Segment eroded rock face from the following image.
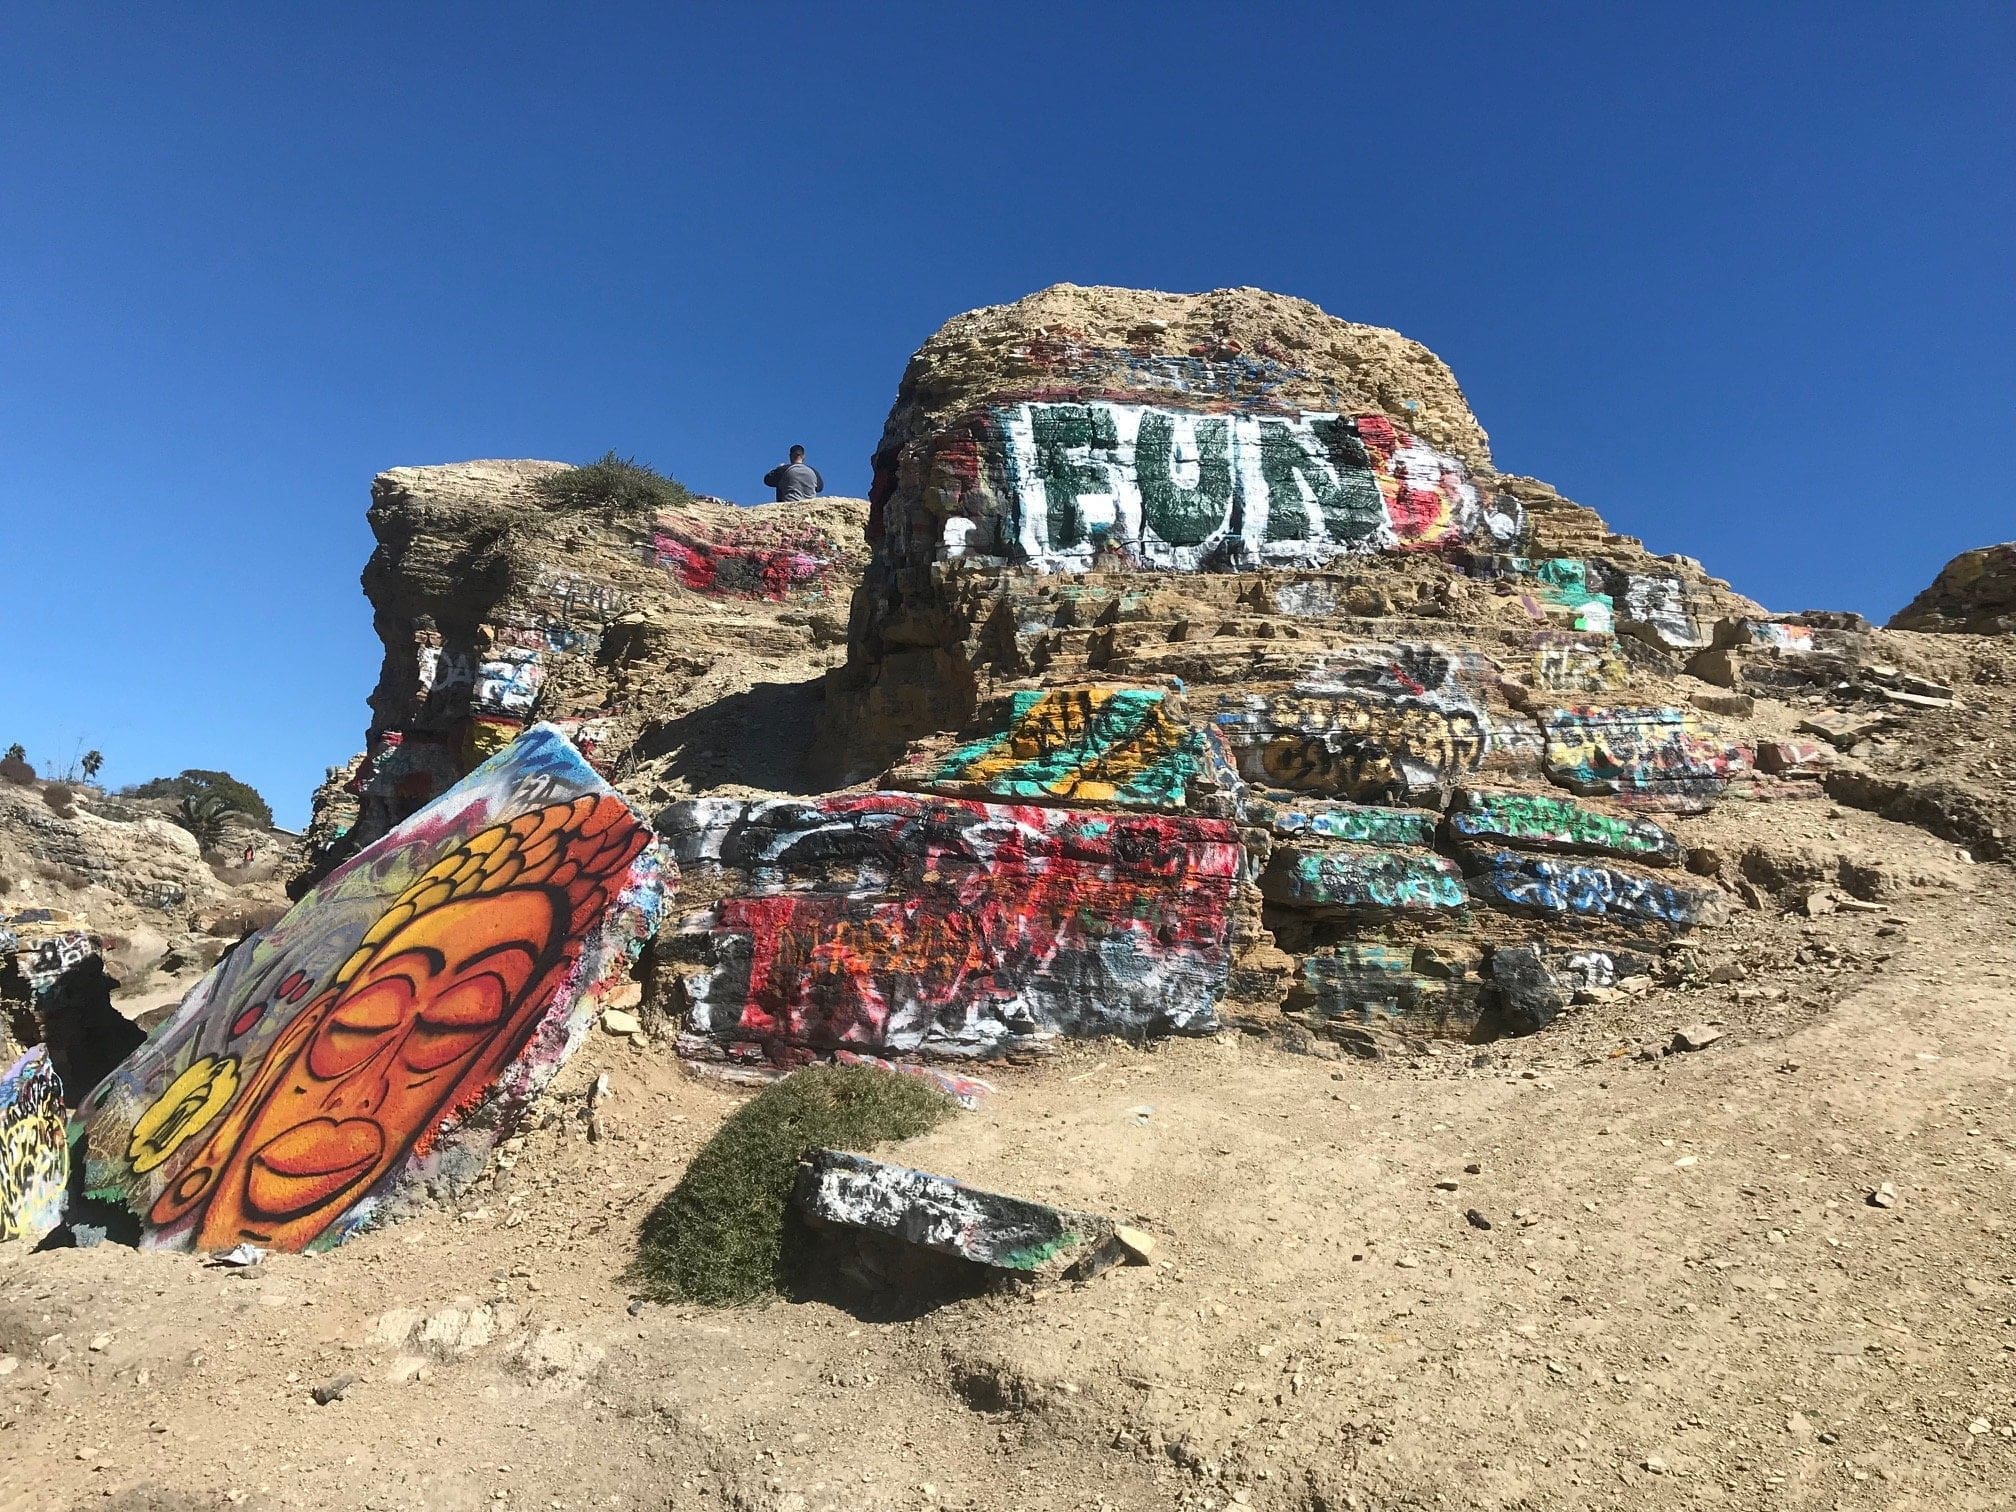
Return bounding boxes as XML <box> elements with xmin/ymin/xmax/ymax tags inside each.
<box><xmin>300</xmin><ymin>461</ymin><xmax>870</xmax><ymax>883</ymax></box>
<box><xmin>1891</xmin><ymin>543</ymin><xmax>2016</xmax><ymax>634</ymax></box>
<box><xmin>0</xmin><ymin>782</ymin><xmax>286</xmax><ymax>1005</ymax></box>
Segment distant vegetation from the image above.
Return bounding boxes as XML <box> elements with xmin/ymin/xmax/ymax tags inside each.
<box><xmin>171</xmin><ymin>792</ymin><xmax>240</xmax><ymax>850</ymax></box>
<box><xmin>537</xmin><ymin>451</ymin><xmax>695</xmax><ymax>518</ymax></box>
<box><xmin>125</xmin><ymin>769</ymin><xmax>273</xmax><ymax>829</ymax></box>
<box><xmin>630</xmin><ymin>1066</ymin><xmax>956</xmax><ymax>1306</ymax></box>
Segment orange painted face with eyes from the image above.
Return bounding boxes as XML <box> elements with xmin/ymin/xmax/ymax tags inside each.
<box><xmin>149</xmin><ymin>795</ymin><xmax>647</xmax><ymax>1251</ymax></box>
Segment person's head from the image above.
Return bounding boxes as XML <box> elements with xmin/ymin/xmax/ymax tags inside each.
<box><xmin>789</xmin><ymin>445</ymin><xmax>805</xmax><ymax>462</ymax></box>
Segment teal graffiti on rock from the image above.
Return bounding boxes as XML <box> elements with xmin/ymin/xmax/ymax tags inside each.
<box><xmin>1272</xmin><ymin>805</ymin><xmax>1437</xmax><ymax>848</ymax></box>
<box><xmin>1450</xmin><ymin>790</ymin><xmax>1676</xmax><ymax>861</ymax></box>
<box><xmin>1279</xmin><ymin>849</ymin><xmax>1468</xmax><ymax>912</ymax></box>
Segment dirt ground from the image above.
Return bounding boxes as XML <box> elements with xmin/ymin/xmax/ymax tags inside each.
<box><xmin>4</xmin><ymin>786</ymin><xmax>2013</xmax><ymax>1512</ymax></box>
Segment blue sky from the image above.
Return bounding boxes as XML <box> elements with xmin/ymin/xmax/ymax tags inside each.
<box><xmin>2</xmin><ymin>4</ymin><xmax>2010</xmax><ymax>827</ymax></box>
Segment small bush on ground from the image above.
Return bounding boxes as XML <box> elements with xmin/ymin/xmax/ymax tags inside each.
<box><xmin>631</xmin><ymin>1066</ymin><xmax>956</xmax><ymax>1306</ymax></box>
<box><xmin>537</xmin><ymin>451</ymin><xmax>694</xmax><ymax>518</ymax></box>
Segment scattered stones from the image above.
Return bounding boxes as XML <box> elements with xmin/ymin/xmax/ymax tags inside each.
<box><xmin>311</xmin><ymin>1373</ymin><xmax>359</xmax><ymax>1406</ymax></box>
<box><xmin>600</xmin><ymin>1008</ymin><xmax>643</xmax><ymax>1037</ymax></box>
<box><xmin>1465</xmin><ymin>1209</ymin><xmax>1493</xmax><ymax>1231</ymax></box>
<box><xmin>1670</xmin><ymin>1024</ymin><xmax>1724</xmax><ymax>1053</ymax></box>
<box><xmin>1869</xmin><ymin>1182</ymin><xmax>1898</xmax><ymax>1209</ymax></box>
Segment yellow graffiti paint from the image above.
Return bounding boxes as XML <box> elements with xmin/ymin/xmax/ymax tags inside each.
<box><xmin>128</xmin><ymin>1054</ymin><xmax>240</xmax><ymax>1175</ymax></box>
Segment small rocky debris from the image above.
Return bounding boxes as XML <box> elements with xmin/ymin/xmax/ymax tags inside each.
<box><xmin>1869</xmin><ymin>1182</ymin><xmax>1898</xmax><ymax>1209</ymax></box>
<box><xmin>1464</xmin><ymin>1209</ymin><xmax>1493</xmax><ymax>1231</ymax></box>
<box><xmin>1670</xmin><ymin>1024</ymin><xmax>1724</xmax><ymax>1053</ymax></box>
<box><xmin>600</xmin><ymin>1008</ymin><xmax>642</xmax><ymax>1037</ymax></box>
<box><xmin>1114</xmin><ymin>1225</ymin><xmax>1158</xmax><ymax>1263</ymax></box>
<box><xmin>311</xmin><ymin>1372</ymin><xmax>359</xmax><ymax>1405</ymax></box>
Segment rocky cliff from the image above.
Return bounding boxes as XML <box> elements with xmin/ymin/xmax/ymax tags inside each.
<box><xmin>1891</xmin><ymin>542</ymin><xmax>2016</xmax><ymax>634</ymax></box>
<box><xmin>818</xmin><ymin>283</ymin><xmax>1755</xmax><ymax>778</ymax></box>
<box><xmin>300</xmin><ymin>461</ymin><xmax>870</xmax><ymax>883</ymax></box>
<box><xmin>0</xmin><ymin>777</ymin><xmax>287</xmax><ymax>1008</ymax></box>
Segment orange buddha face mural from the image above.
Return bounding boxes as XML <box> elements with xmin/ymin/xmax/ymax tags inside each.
<box><xmin>131</xmin><ymin>791</ymin><xmax>648</xmax><ymax>1251</ymax></box>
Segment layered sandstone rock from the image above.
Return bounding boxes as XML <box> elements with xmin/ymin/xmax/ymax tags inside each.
<box><xmin>1890</xmin><ymin>543</ymin><xmax>2016</xmax><ymax>634</ymax></box>
<box><xmin>300</xmin><ymin>461</ymin><xmax>870</xmax><ymax>884</ymax></box>
<box><xmin>670</xmin><ymin>284</ymin><xmax>1817</xmax><ymax>1058</ymax></box>
<box><xmin>0</xmin><ymin>781</ymin><xmax>286</xmax><ymax>1008</ymax></box>
<box><xmin>819</xmin><ymin>284</ymin><xmax>1757</xmax><ymax>779</ymax></box>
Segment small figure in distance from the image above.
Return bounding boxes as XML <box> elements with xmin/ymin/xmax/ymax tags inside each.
<box><xmin>763</xmin><ymin>444</ymin><xmax>825</xmax><ymax>502</ymax></box>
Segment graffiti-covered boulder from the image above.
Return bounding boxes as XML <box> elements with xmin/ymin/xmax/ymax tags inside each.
<box><xmin>0</xmin><ymin>1047</ymin><xmax>67</xmax><ymax>1247</ymax></box>
<box><xmin>794</xmin><ymin>1149</ymin><xmax>1126</xmax><ymax>1282</ymax></box>
<box><xmin>781</xmin><ymin>284</ymin><xmax>1789</xmax><ymax>1050</ymax></box>
<box><xmin>657</xmin><ymin>794</ymin><xmax>1240</xmax><ymax>1063</ymax></box>
<box><xmin>819</xmin><ymin>284</ymin><xmax>1759</xmax><ymax>778</ymax></box>
<box><xmin>82</xmin><ymin>725</ymin><xmax>661</xmax><ymax>1253</ymax></box>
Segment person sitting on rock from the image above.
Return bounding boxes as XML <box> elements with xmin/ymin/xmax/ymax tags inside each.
<box><xmin>763</xmin><ymin>445</ymin><xmax>825</xmax><ymax>502</ymax></box>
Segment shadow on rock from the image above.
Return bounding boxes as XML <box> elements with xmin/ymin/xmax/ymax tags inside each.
<box><xmin>634</xmin><ymin>676</ymin><xmax>831</xmax><ymax>795</ymax></box>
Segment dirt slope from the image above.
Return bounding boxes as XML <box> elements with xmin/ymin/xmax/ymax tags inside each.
<box><xmin>5</xmin><ymin>817</ymin><xmax>2012</xmax><ymax>1511</ymax></box>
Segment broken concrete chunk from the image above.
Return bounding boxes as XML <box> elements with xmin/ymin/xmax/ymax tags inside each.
<box><xmin>794</xmin><ymin>1150</ymin><xmax>1125</xmax><ymax>1281</ymax></box>
<box><xmin>1114</xmin><ymin>1224</ymin><xmax>1159</xmax><ymax>1263</ymax></box>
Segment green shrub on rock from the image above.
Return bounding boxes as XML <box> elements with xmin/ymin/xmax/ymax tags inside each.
<box><xmin>537</xmin><ymin>452</ymin><xmax>694</xmax><ymax>518</ymax></box>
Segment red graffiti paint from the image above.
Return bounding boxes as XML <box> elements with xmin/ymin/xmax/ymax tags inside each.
<box><xmin>679</xmin><ymin>796</ymin><xmax>1239</xmax><ymax>1058</ymax></box>
<box><xmin>649</xmin><ymin>518</ymin><xmax>835</xmax><ymax>600</ymax></box>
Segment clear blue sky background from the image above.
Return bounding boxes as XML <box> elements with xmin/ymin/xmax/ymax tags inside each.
<box><xmin>2</xmin><ymin>4</ymin><xmax>2010</xmax><ymax>827</ymax></box>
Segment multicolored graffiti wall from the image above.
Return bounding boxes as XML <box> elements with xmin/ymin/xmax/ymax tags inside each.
<box><xmin>901</xmin><ymin>687</ymin><xmax>1205</xmax><ymax>810</ymax></box>
<box><xmin>930</xmin><ymin>402</ymin><xmax>1524</xmax><ymax>573</ymax></box>
<box><xmin>659</xmin><ymin>794</ymin><xmax>1239</xmax><ymax>1061</ymax></box>
<box><xmin>83</xmin><ymin>726</ymin><xmax>661</xmax><ymax>1253</ymax></box>
<box><xmin>1</xmin><ymin>1048</ymin><xmax>68</xmax><ymax>1247</ymax></box>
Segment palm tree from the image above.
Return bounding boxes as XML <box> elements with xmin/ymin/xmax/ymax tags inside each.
<box><xmin>174</xmin><ymin>793</ymin><xmax>241</xmax><ymax>851</ymax></box>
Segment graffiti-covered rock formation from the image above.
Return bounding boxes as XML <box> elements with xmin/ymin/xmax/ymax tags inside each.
<box><xmin>302</xmin><ymin>461</ymin><xmax>869</xmax><ymax>881</ymax></box>
<box><xmin>762</xmin><ymin>284</ymin><xmax>1823</xmax><ymax>1052</ymax></box>
<box><xmin>1890</xmin><ymin>542</ymin><xmax>2016</xmax><ymax>635</ymax></box>
<box><xmin>83</xmin><ymin>726</ymin><xmax>660</xmax><ymax>1252</ymax></box>
<box><xmin>820</xmin><ymin>284</ymin><xmax>1756</xmax><ymax>775</ymax></box>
